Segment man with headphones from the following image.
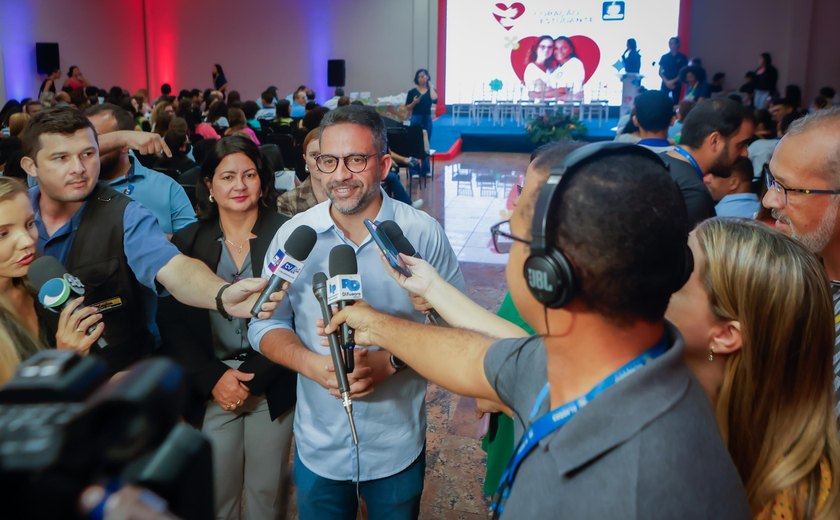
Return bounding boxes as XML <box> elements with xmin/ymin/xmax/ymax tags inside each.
<box><xmin>326</xmin><ymin>142</ymin><xmax>749</xmax><ymax>518</ymax></box>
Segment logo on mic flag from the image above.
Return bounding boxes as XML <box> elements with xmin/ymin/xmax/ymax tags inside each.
<box><xmin>267</xmin><ymin>248</ymin><xmax>305</xmax><ymax>282</ymax></box>
<box><xmin>327</xmin><ymin>275</ymin><xmax>363</xmax><ymax>305</ymax></box>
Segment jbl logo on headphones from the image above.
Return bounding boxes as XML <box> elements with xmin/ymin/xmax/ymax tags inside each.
<box><xmin>527</xmin><ymin>268</ymin><xmax>554</xmax><ymax>292</ymax></box>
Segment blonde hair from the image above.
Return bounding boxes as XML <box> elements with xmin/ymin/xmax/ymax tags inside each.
<box><xmin>696</xmin><ymin>217</ymin><xmax>840</xmax><ymax>518</ymax></box>
<box><xmin>8</xmin><ymin>112</ymin><xmax>31</xmax><ymax>137</ymax></box>
<box><xmin>0</xmin><ymin>176</ymin><xmax>28</xmax><ymax>203</ymax></box>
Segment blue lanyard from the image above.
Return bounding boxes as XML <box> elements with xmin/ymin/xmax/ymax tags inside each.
<box><xmin>672</xmin><ymin>146</ymin><xmax>704</xmax><ymax>180</ymax></box>
<box><xmin>491</xmin><ymin>337</ymin><xmax>669</xmax><ymax>517</ymax></box>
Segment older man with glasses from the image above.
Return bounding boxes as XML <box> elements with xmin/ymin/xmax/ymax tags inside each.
<box><xmin>248</xmin><ymin>105</ymin><xmax>463</xmax><ymax>519</ymax></box>
<box><xmin>761</xmin><ymin>106</ymin><xmax>840</xmax><ymax>419</ymax></box>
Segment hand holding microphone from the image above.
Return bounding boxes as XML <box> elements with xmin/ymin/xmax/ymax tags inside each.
<box><xmin>328</xmin><ymin>244</ymin><xmax>361</xmax><ymax>373</ymax></box>
<box><xmin>250</xmin><ymin>225</ymin><xmax>317</xmax><ymax>317</ymax></box>
<box><xmin>28</xmin><ymin>256</ymin><xmax>107</xmax><ymax>353</ymax></box>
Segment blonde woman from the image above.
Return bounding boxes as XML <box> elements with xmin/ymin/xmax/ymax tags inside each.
<box><xmin>0</xmin><ymin>177</ymin><xmax>101</xmax><ymax>367</ymax></box>
<box><xmin>667</xmin><ymin>217</ymin><xmax>840</xmax><ymax>519</ymax></box>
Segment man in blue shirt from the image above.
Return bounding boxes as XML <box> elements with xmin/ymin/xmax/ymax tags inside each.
<box><xmin>86</xmin><ymin>103</ymin><xmax>196</xmax><ymax>236</ymax></box>
<box><xmin>20</xmin><ymin>106</ymin><xmax>282</xmax><ymax>371</ymax></box>
<box><xmin>249</xmin><ymin>105</ymin><xmax>463</xmax><ymax>519</ymax></box>
<box><xmin>705</xmin><ymin>157</ymin><xmax>760</xmax><ymax>218</ymax></box>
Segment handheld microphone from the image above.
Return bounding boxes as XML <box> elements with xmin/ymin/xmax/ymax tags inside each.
<box><xmin>328</xmin><ymin>245</ymin><xmax>362</xmax><ymax>373</ymax></box>
<box><xmin>377</xmin><ymin>220</ymin><xmax>449</xmax><ymax>327</ymax></box>
<box><xmin>28</xmin><ymin>256</ymin><xmax>108</xmax><ymax>348</ymax></box>
<box><xmin>312</xmin><ymin>272</ymin><xmax>358</xmax><ymax>446</ymax></box>
<box><xmin>250</xmin><ymin>225</ymin><xmax>317</xmax><ymax>317</ymax></box>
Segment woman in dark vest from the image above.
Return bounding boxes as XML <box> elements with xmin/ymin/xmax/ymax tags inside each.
<box><xmin>157</xmin><ymin>136</ymin><xmax>295</xmax><ymax>519</ymax></box>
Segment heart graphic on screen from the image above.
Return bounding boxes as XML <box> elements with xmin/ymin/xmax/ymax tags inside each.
<box><xmin>493</xmin><ymin>3</ymin><xmax>525</xmax><ymax>31</ymax></box>
<box><xmin>510</xmin><ymin>35</ymin><xmax>601</xmax><ymax>85</ymax></box>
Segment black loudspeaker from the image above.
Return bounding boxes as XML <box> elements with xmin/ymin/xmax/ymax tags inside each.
<box><xmin>35</xmin><ymin>42</ymin><xmax>60</xmax><ymax>74</ymax></box>
<box><xmin>327</xmin><ymin>59</ymin><xmax>346</xmax><ymax>87</ymax></box>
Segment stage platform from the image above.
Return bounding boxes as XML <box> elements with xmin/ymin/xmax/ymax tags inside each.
<box><xmin>430</xmin><ymin>110</ymin><xmax>620</xmax><ymax>158</ymax></box>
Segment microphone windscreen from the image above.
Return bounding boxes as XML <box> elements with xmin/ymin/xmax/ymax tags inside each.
<box><xmin>285</xmin><ymin>225</ymin><xmax>318</xmax><ymax>261</ymax></box>
<box><xmin>312</xmin><ymin>271</ymin><xmax>328</xmax><ymax>289</ymax></box>
<box><xmin>28</xmin><ymin>256</ymin><xmax>68</xmax><ymax>291</ymax></box>
<box><xmin>378</xmin><ymin>220</ymin><xmax>416</xmax><ymax>257</ymax></box>
<box><xmin>329</xmin><ymin>244</ymin><xmax>358</xmax><ymax>276</ymax></box>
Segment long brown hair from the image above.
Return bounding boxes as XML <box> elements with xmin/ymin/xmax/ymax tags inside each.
<box><xmin>696</xmin><ymin>218</ymin><xmax>840</xmax><ymax>518</ymax></box>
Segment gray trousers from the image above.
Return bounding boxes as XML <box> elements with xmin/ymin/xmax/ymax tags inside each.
<box><xmin>202</xmin><ymin>360</ymin><xmax>294</xmax><ymax>520</ymax></box>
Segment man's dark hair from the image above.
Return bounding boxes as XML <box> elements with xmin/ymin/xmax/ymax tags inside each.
<box><xmin>196</xmin><ymin>135</ymin><xmax>276</xmax><ymax>220</ymax></box>
<box><xmin>241</xmin><ymin>100</ymin><xmax>260</xmax><ymax>120</ymax></box>
<box><xmin>85</xmin><ymin>103</ymin><xmax>135</xmax><ymax>131</ymax></box>
<box><xmin>634</xmin><ymin>91</ymin><xmax>674</xmax><ymax>132</ymax></box>
<box><xmin>164</xmin><ymin>117</ymin><xmax>189</xmax><ymax>155</ymax></box>
<box><xmin>319</xmin><ymin>104</ymin><xmax>387</xmax><ymax>154</ymax></box>
<box><xmin>754</xmin><ymin>109</ymin><xmax>776</xmax><ymax>136</ymax></box>
<box><xmin>260</xmin><ymin>90</ymin><xmax>275</xmax><ymax>104</ymax></box>
<box><xmin>532</xmin><ymin>149</ymin><xmax>690</xmax><ymax>324</ymax></box>
<box><xmin>302</xmin><ymin>107</ymin><xmax>330</xmax><ymax>132</ymax></box>
<box><xmin>20</xmin><ymin>106</ymin><xmax>97</xmax><ymax>162</ymax></box>
<box><xmin>275</xmin><ymin>99</ymin><xmax>291</xmax><ymax>119</ymax></box>
<box><xmin>304</xmin><ymin>101</ymin><xmax>318</xmax><ymax>111</ymax></box>
<box><xmin>680</xmin><ymin>98</ymin><xmax>751</xmax><ymax>148</ymax></box>
<box><xmin>779</xmin><ymin>112</ymin><xmax>802</xmax><ymax>135</ymax></box>
<box><xmin>679</xmin><ymin>65</ymin><xmax>706</xmax><ymax>84</ymax></box>
<box><xmin>305</xmin><ymin>88</ymin><xmax>316</xmax><ymax>101</ymax></box>
<box><xmin>712</xmin><ymin>72</ymin><xmax>725</xmax><ymax>82</ymax></box>
<box><xmin>335</xmin><ymin>87</ymin><xmax>345</xmax><ymax>97</ymax></box>
<box><xmin>728</xmin><ymin>156</ymin><xmax>753</xmax><ymax>184</ymax></box>
<box><xmin>819</xmin><ymin>86</ymin><xmax>836</xmax><ymax>99</ymax></box>
<box><xmin>161</xmin><ymin>83</ymin><xmax>172</xmax><ymax>95</ymax></box>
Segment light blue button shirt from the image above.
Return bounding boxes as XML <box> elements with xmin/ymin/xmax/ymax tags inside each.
<box><xmin>107</xmin><ymin>156</ymin><xmax>196</xmax><ymax>234</ymax></box>
<box><xmin>715</xmin><ymin>193</ymin><xmax>760</xmax><ymax>218</ymax></box>
<box><xmin>249</xmin><ymin>192</ymin><xmax>464</xmax><ymax>481</ymax></box>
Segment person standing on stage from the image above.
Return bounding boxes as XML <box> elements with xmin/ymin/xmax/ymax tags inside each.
<box><xmin>659</xmin><ymin>36</ymin><xmax>688</xmax><ymax>105</ymax></box>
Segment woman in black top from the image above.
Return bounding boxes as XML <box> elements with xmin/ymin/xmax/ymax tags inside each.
<box><xmin>622</xmin><ymin>38</ymin><xmax>641</xmax><ymax>74</ymax></box>
<box><xmin>157</xmin><ymin>136</ymin><xmax>294</xmax><ymax>519</ymax></box>
<box><xmin>404</xmin><ymin>68</ymin><xmax>437</xmax><ymax>176</ymax></box>
<box><xmin>754</xmin><ymin>53</ymin><xmax>778</xmax><ymax>109</ymax></box>
<box><xmin>38</xmin><ymin>68</ymin><xmax>61</xmax><ymax>99</ymax></box>
<box><xmin>212</xmin><ymin>63</ymin><xmax>229</xmax><ymax>93</ymax></box>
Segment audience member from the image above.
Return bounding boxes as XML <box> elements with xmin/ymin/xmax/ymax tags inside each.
<box><xmin>24</xmin><ymin>100</ymin><xmax>43</xmax><ymax>116</ymax></box>
<box><xmin>680</xmin><ymin>65</ymin><xmax>711</xmax><ymax>102</ymax></box>
<box><xmin>155</xmin><ymin>83</ymin><xmax>172</xmax><ymax>105</ymax></box>
<box><xmin>224</xmin><ymin>107</ymin><xmax>260</xmax><ymax>145</ymax></box>
<box><xmin>157</xmin><ymin>136</ymin><xmax>293</xmax><ymax>520</ymax></box>
<box><xmin>276</xmin><ymin>129</ymin><xmax>327</xmax><ymax>216</ymax></box>
<box><xmin>633</xmin><ymin>90</ymin><xmax>675</xmax><ymax>153</ymax></box>
<box><xmin>154</xmin><ymin>117</ymin><xmax>197</xmax><ymax>174</ymax></box>
<box><xmin>754</xmin><ymin>53</ymin><xmax>778</xmax><ymax>109</ymax></box>
<box><xmin>326</xmin><ymin>142</ymin><xmax>749</xmax><ymax>518</ymax></box>
<box><xmin>206</xmin><ymin>100</ymin><xmax>229</xmax><ymax>129</ymax></box>
<box><xmin>38</xmin><ymin>68</ymin><xmax>61</xmax><ymax>99</ymax></box>
<box><xmin>710</xmin><ymin>72</ymin><xmax>725</xmax><ymax>94</ymax></box>
<box><xmin>662</xmin><ymin>98</ymin><xmax>754</xmax><ymax>226</ymax></box>
<box><xmin>255</xmin><ymin>90</ymin><xmax>276</xmax><ymax>120</ymax></box>
<box><xmin>760</xmin><ymin>107</ymin><xmax>840</xmax><ymax>420</ymax></box>
<box><xmin>290</xmin><ymin>88</ymin><xmax>307</xmax><ymax>118</ymax></box>
<box><xmin>249</xmin><ymin>105</ymin><xmax>463</xmax><ymax>519</ymax></box>
<box><xmin>8</xmin><ymin>113</ymin><xmax>31</xmax><ymax>137</ymax></box>
<box><xmin>703</xmin><ymin>157</ymin><xmax>759</xmax><ymax>217</ymax></box>
<box><xmin>274</xmin><ymin>99</ymin><xmax>293</xmax><ymax>126</ymax></box>
<box><xmin>666</xmin><ymin>217</ymin><xmax>840</xmax><ymax>518</ymax></box>
<box><xmin>323</xmin><ymin>87</ymin><xmax>345</xmax><ymax>109</ymax></box>
<box><xmin>64</xmin><ymin>65</ymin><xmax>88</xmax><ymax>91</ymax></box>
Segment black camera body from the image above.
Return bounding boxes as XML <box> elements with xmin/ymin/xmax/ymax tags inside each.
<box><xmin>0</xmin><ymin>351</ymin><xmax>213</xmax><ymax>519</ymax></box>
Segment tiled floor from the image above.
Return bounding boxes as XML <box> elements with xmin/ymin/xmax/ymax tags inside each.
<box><xmin>287</xmin><ymin>152</ymin><xmax>530</xmax><ymax>519</ymax></box>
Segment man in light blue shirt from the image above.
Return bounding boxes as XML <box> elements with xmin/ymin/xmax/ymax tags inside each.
<box><xmin>86</xmin><ymin>103</ymin><xmax>196</xmax><ymax>235</ymax></box>
<box><xmin>704</xmin><ymin>156</ymin><xmax>760</xmax><ymax>218</ymax></box>
<box><xmin>249</xmin><ymin>105</ymin><xmax>463</xmax><ymax>519</ymax></box>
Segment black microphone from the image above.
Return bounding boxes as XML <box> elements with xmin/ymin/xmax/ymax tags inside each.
<box><xmin>377</xmin><ymin>220</ymin><xmax>449</xmax><ymax>327</ymax></box>
<box><xmin>250</xmin><ymin>225</ymin><xmax>317</xmax><ymax>317</ymax></box>
<box><xmin>312</xmin><ymin>272</ymin><xmax>358</xmax><ymax>446</ymax></box>
<box><xmin>328</xmin><ymin>244</ymin><xmax>360</xmax><ymax>373</ymax></box>
<box><xmin>28</xmin><ymin>256</ymin><xmax>108</xmax><ymax>348</ymax></box>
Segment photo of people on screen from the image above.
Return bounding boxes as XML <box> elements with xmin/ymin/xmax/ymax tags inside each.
<box><xmin>524</xmin><ymin>36</ymin><xmax>585</xmax><ymax>100</ymax></box>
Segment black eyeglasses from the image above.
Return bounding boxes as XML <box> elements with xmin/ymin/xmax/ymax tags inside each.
<box><xmin>315</xmin><ymin>153</ymin><xmax>379</xmax><ymax>174</ymax></box>
<box><xmin>490</xmin><ymin>220</ymin><xmax>530</xmax><ymax>254</ymax></box>
<box><xmin>764</xmin><ymin>164</ymin><xmax>840</xmax><ymax>205</ymax></box>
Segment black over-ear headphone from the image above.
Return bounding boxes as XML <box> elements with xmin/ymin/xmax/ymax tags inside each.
<box><xmin>524</xmin><ymin>142</ymin><xmax>694</xmax><ymax>308</ymax></box>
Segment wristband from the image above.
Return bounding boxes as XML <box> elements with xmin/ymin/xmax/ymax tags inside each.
<box><xmin>389</xmin><ymin>354</ymin><xmax>408</xmax><ymax>373</ymax></box>
<box><xmin>216</xmin><ymin>283</ymin><xmax>232</xmax><ymax>321</ymax></box>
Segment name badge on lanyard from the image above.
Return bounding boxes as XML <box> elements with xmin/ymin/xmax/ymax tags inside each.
<box><xmin>672</xmin><ymin>146</ymin><xmax>704</xmax><ymax>180</ymax></box>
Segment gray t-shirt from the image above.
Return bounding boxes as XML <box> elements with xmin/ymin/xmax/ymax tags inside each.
<box><xmin>483</xmin><ymin>328</ymin><xmax>750</xmax><ymax>519</ymax></box>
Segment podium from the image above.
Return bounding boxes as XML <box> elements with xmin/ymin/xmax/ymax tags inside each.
<box><xmin>619</xmin><ymin>73</ymin><xmax>643</xmax><ymax>118</ymax></box>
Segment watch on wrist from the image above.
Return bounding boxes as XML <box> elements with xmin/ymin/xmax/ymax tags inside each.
<box><xmin>389</xmin><ymin>354</ymin><xmax>408</xmax><ymax>372</ymax></box>
<box><xmin>216</xmin><ymin>283</ymin><xmax>232</xmax><ymax>321</ymax></box>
